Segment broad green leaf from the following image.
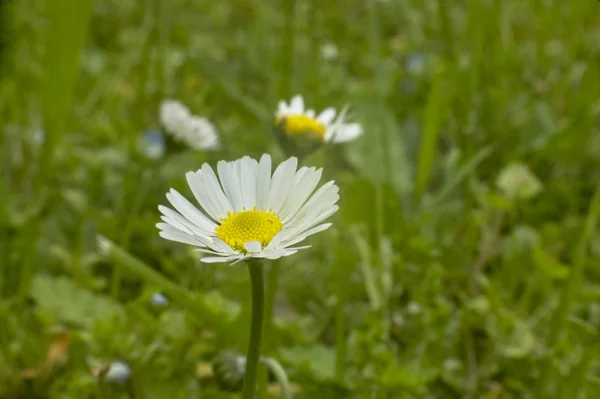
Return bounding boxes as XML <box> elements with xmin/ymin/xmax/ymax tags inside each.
<box><xmin>496</xmin><ymin>162</ymin><xmax>543</xmax><ymax>200</ymax></box>
<box><xmin>280</xmin><ymin>345</ymin><xmax>336</xmax><ymax>382</ymax></box>
<box><xmin>32</xmin><ymin>275</ymin><xmax>125</xmax><ymax>328</ymax></box>
<box><xmin>532</xmin><ymin>245</ymin><xmax>570</xmax><ymax>280</ymax></box>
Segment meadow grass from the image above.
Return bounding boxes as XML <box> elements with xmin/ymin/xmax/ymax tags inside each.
<box><xmin>1</xmin><ymin>0</ymin><xmax>600</xmax><ymax>397</ymax></box>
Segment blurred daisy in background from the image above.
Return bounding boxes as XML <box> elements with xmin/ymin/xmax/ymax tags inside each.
<box><xmin>275</xmin><ymin>95</ymin><xmax>362</xmax><ymax>145</ymax></box>
<box><xmin>159</xmin><ymin>99</ymin><xmax>220</xmax><ymax>151</ymax></box>
<box><xmin>157</xmin><ymin>154</ymin><xmax>339</xmax><ymax>263</ymax></box>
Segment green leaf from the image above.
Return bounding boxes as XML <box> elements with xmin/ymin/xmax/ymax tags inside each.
<box><xmin>96</xmin><ymin>235</ymin><xmax>234</xmax><ymax>339</ymax></box>
<box><xmin>532</xmin><ymin>245</ymin><xmax>570</xmax><ymax>280</ymax></box>
<box><xmin>280</xmin><ymin>345</ymin><xmax>336</xmax><ymax>382</ymax></box>
<box><xmin>159</xmin><ymin>310</ymin><xmax>190</xmax><ymax>340</ymax></box>
<box><xmin>31</xmin><ymin>275</ymin><xmax>125</xmax><ymax>328</ymax></box>
<box><xmin>415</xmin><ymin>60</ymin><xmax>450</xmax><ymax>201</ymax></box>
<box><xmin>496</xmin><ymin>162</ymin><xmax>543</xmax><ymax>200</ymax></box>
<box><xmin>380</xmin><ymin>363</ymin><xmax>438</xmax><ymax>389</ymax></box>
<box><xmin>429</xmin><ymin>146</ymin><xmax>493</xmax><ymax>208</ymax></box>
<box><xmin>203</xmin><ymin>290</ymin><xmax>241</xmax><ymax>322</ymax></box>
<box><xmin>38</xmin><ymin>0</ymin><xmax>93</xmax><ymax>188</ymax></box>
<box><xmin>503</xmin><ymin>225</ymin><xmax>540</xmax><ymax>261</ymax></box>
<box><xmin>499</xmin><ymin>320</ymin><xmax>536</xmax><ymax>359</ymax></box>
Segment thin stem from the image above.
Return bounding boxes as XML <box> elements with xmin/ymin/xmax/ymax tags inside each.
<box><xmin>263</xmin><ymin>262</ymin><xmax>280</xmax><ymax>350</ymax></box>
<box><xmin>260</xmin><ymin>261</ymin><xmax>280</xmax><ymax>394</ymax></box>
<box><xmin>468</xmin><ymin>210</ymin><xmax>504</xmax><ymax>295</ymax></box>
<box><xmin>260</xmin><ymin>357</ymin><xmax>293</xmax><ymax>399</ymax></box>
<box><xmin>242</xmin><ymin>261</ymin><xmax>265</xmax><ymax>399</ymax></box>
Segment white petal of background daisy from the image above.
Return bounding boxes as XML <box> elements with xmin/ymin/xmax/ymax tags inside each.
<box><xmin>275</xmin><ymin>94</ymin><xmax>363</xmax><ymax>144</ymax></box>
<box><xmin>157</xmin><ymin>154</ymin><xmax>339</xmax><ymax>264</ymax></box>
<box><xmin>159</xmin><ymin>99</ymin><xmax>220</xmax><ymax>151</ymax></box>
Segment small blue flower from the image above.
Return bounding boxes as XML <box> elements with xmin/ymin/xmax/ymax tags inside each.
<box><xmin>105</xmin><ymin>361</ymin><xmax>131</xmax><ymax>384</ymax></box>
<box><xmin>405</xmin><ymin>52</ymin><xmax>426</xmax><ymax>75</ymax></box>
<box><xmin>151</xmin><ymin>292</ymin><xmax>168</xmax><ymax>307</ymax></box>
<box><xmin>139</xmin><ymin>130</ymin><xmax>165</xmax><ymax>159</ymax></box>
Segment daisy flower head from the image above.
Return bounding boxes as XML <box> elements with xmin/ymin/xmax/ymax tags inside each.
<box><xmin>157</xmin><ymin>154</ymin><xmax>339</xmax><ymax>264</ymax></box>
<box><xmin>274</xmin><ymin>95</ymin><xmax>362</xmax><ymax>155</ymax></box>
<box><xmin>159</xmin><ymin>99</ymin><xmax>220</xmax><ymax>151</ymax></box>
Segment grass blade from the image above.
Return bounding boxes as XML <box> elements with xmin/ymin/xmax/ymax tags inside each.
<box><xmin>414</xmin><ymin>63</ymin><xmax>449</xmax><ymax>202</ymax></box>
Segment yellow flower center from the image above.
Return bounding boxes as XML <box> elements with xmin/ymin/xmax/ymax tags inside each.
<box><xmin>276</xmin><ymin>114</ymin><xmax>326</xmax><ymax>139</ymax></box>
<box><xmin>215</xmin><ymin>207</ymin><xmax>283</xmax><ymax>252</ymax></box>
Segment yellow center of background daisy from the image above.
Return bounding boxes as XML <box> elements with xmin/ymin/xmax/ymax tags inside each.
<box><xmin>215</xmin><ymin>208</ymin><xmax>283</xmax><ymax>252</ymax></box>
<box><xmin>276</xmin><ymin>115</ymin><xmax>326</xmax><ymax>139</ymax></box>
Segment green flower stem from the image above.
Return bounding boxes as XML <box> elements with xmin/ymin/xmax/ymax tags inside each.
<box><xmin>242</xmin><ymin>261</ymin><xmax>265</xmax><ymax>399</ymax></box>
<box><xmin>260</xmin><ymin>260</ymin><xmax>280</xmax><ymax>394</ymax></box>
<box><xmin>260</xmin><ymin>357</ymin><xmax>293</xmax><ymax>399</ymax></box>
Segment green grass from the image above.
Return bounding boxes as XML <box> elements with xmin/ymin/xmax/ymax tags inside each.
<box><xmin>2</xmin><ymin>0</ymin><xmax>600</xmax><ymax>397</ymax></box>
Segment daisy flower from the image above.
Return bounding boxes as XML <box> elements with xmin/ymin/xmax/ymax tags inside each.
<box><xmin>159</xmin><ymin>99</ymin><xmax>220</xmax><ymax>151</ymax></box>
<box><xmin>157</xmin><ymin>154</ymin><xmax>339</xmax><ymax>263</ymax></box>
<box><xmin>275</xmin><ymin>95</ymin><xmax>362</xmax><ymax>144</ymax></box>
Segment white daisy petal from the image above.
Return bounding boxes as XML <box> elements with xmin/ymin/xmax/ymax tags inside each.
<box><xmin>231</xmin><ymin>159</ymin><xmax>245</xmax><ymax>211</ymax></box>
<box><xmin>287</xmin><ymin>181</ymin><xmax>339</xmax><ymax>225</ymax></box>
<box><xmin>159</xmin><ymin>229</ymin><xmax>206</xmax><ymax>247</ymax></box>
<box><xmin>277</xmin><ymin>101</ymin><xmax>289</xmax><ymax>115</ymax></box>
<box><xmin>200</xmin><ymin>255</ymin><xmax>244</xmax><ymax>263</ymax></box>
<box><xmin>331</xmin><ymin>123</ymin><xmax>363</xmax><ymax>143</ymax></box>
<box><xmin>157</xmin><ymin>154</ymin><xmax>339</xmax><ymax>264</ymax></box>
<box><xmin>160</xmin><ymin>215</ymin><xmax>195</xmax><ymax>236</ymax></box>
<box><xmin>158</xmin><ymin>205</ymin><xmax>213</xmax><ymax>236</ymax></box>
<box><xmin>290</xmin><ymin>95</ymin><xmax>304</xmax><ymax>113</ymax></box>
<box><xmin>218</xmin><ymin>160</ymin><xmax>244</xmax><ymax>211</ymax></box>
<box><xmin>194</xmin><ymin>248</ymin><xmax>226</xmax><ymax>255</ymax></box>
<box><xmin>158</xmin><ymin>221</ymin><xmax>222</xmax><ymax>251</ymax></box>
<box><xmin>166</xmin><ymin>189</ymin><xmax>216</xmax><ymax>231</ymax></box>
<box><xmin>272</xmin><ymin>204</ymin><xmax>339</xmax><ymax>248</ymax></box>
<box><xmin>280</xmin><ymin>167</ymin><xmax>323</xmax><ymax>223</ymax></box>
<box><xmin>200</xmin><ymin>163</ymin><xmax>233</xmax><ymax>217</ymax></box>
<box><xmin>185</xmin><ymin>171</ymin><xmax>221</xmax><ymax>221</ymax></box>
<box><xmin>241</xmin><ymin>157</ymin><xmax>258</xmax><ymax>209</ymax></box>
<box><xmin>253</xmin><ymin>249</ymin><xmax>287</xmax><ymax>260</ymax></box>
<box><xmin>280</xmin><ymin>223</ymin><xmax>332</xmax><ymax>248</ymax></box>
<box><xmin>267</xmin><ymin>156</ymin><xmax>298</xmax><ymax>213</ymax></box>
<box><xmin>210</xmin><ymin>238</ymin><xmax>237</xmax><ymax>255</ymax></box>
<box><xmin>255</xmin><ymin>154</ymin><xmax>272</xmax><ymax>209</ymax></box>
<box><xmin>261</xmin><ymin>248</ymin><xmax>299</xmax><ymax>259</ymax></box>
<box><xmin>244</xmin><ymin>241</ymin><xmax>262</xmax><ymax>253</ymax></box>
<box><xmin>317</xmin><ymin>107</ymin><xmax>336</xmax><ymax>124</ymax></box>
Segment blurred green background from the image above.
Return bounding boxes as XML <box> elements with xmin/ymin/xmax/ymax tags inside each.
<box><xmin>1</xmin><ymin>0</ymin><xmax>600</xmax><ymax>397</ymax></box>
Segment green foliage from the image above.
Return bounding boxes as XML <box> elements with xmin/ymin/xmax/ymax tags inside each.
<box><xmin>1</xmin><ymin>0</ymin><xmax>600</xmax><ymax>397</ymax></box>
<box><xmin>32</xmin><ymin>275</ymin><xmax>126</xmax><ymax>328</ymax></box>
